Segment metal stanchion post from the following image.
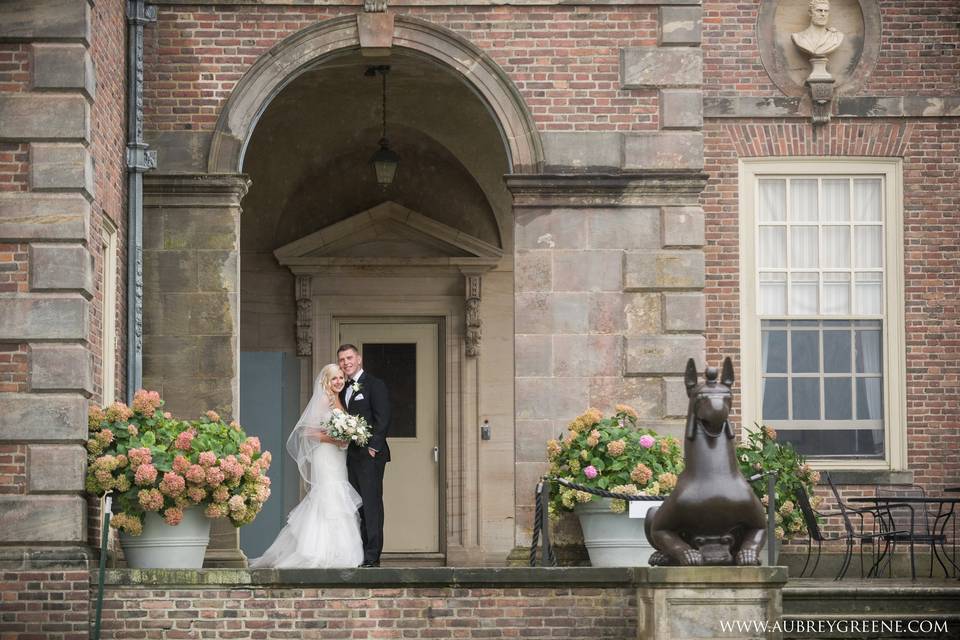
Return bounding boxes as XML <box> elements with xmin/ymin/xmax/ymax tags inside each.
<box><xmin>93</xmin><ymin>495</ymin><xmax>112</xmax><ymax>640</ymax></box>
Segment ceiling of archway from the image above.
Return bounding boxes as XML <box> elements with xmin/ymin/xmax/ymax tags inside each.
<box><xmin>240</xmin><ymin>49</ymin><xmax>510</xmax><ymax>254</ymax></box>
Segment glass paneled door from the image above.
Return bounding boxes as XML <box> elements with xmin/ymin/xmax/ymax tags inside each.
<box><xmin>337</xmin><ymin>320</ymin><xmax>441</xmax><ymax>554</ymax></box>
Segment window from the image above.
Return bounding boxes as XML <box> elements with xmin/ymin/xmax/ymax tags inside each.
<box><xmin>102</xmin><ymin>220</ymin><xmax>118</xmax><ymax>404</ymax></box>
<box><xmin>739</xmin><ymin>159</ymin><xmax>905</xmax><ymax>469</ymax></box>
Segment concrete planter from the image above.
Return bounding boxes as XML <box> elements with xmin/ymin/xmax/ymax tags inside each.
<box><xmin>575</xmin><ymin>497</ymin><xmax>663</xmax><ymax>567</ymax></box>
<box><xmin>119</xmin><ymin>508</ymin><xmax>211</xmax><ymax>569</ymax></box>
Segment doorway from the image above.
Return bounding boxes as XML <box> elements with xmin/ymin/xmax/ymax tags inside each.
<box><xmin>337</xmin><ymin>319</ymin><xmax>442</xmax><ymax>556</ymax></box>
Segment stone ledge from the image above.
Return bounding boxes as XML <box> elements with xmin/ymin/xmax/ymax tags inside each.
<box><xmin>98</xmin><ymin>565</ymin><xmax>785</xmax><ymax>588</ymax></box>
<box><xmin>506</xmin><ymin>173</ymin><xmax>708</xmax><ymax>208</ymax></box>
<box><xmin>704</xmin><ymin>95</ymin><xmax>960</xmax><ymax>119</ymax></box>
<box><xmin>817</xmin><ymin>470</ymin><xmax>914</xmax><ymax>486</ymax></box>
<box><xmin>0</xmin><ymin>546</ymin><xmax>92</xmax><ymax>570</ymax></box>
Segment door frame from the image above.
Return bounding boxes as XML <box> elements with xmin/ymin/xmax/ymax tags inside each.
<box><xmin>333</xmin><ymin>316</ymin><xmax>446</xmax><ymax>558</ymax></box>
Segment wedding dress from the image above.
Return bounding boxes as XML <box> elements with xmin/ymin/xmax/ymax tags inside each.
<box><xmin>249</xmin><ymin>380</ymin><xmax>364</xmax><ymax>569</ymax></box>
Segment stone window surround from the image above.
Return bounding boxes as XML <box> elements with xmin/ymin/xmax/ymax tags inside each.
<box><xmin>738</xmin><ymin>157</ymin><xmax>906</xmax><ymax>472</ymax></box>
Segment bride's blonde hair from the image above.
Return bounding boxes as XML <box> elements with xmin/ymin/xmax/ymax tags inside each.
<box><xmin>318</xmin><ymin>363</ymin><xmax>343</xmax><ymax>402</ymax></box>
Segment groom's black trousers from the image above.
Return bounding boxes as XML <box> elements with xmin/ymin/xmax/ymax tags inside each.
<box><xmin>347</xmin><ymin>452</ymin><xmax>387</xmax><ymax>563</ymax></box>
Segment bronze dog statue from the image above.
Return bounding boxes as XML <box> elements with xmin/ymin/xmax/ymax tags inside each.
<box><xmin>644</xmin><ymin>357</ymin><xmax>766</xmax><ymax>566</ymax></box>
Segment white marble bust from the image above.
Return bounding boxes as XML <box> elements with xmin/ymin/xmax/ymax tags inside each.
<box><xmin>792</xmin><ymin>0</ymin><xmax>844</xmax><ymax>57</ymax></box>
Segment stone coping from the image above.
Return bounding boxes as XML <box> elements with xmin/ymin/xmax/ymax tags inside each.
<box><xmin>98</xmin><ymin>566</ymin><xmax>788</xmax><ymax>588</ymax></box>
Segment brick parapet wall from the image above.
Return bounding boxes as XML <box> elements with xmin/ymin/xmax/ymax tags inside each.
<box><xmin>94</xmin><ymin>583</ymin><xmax>636</xmax><ymax>639</ymax></box>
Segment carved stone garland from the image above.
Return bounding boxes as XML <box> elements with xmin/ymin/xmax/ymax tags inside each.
<box><xmin>464</xmin><ymin>274</ymin><xmax>482</xmax><ymax>358</ymax></box>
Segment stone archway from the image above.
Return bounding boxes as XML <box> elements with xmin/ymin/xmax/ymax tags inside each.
<box><xmin>206</xmin><ymin>14</ymin><xmax>543</xmax><ymax>175</ymax></box>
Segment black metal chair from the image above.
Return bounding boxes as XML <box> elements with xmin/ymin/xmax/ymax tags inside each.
<box><xmin>824</xmin><ymin>473</ymin><xmax>915</xmax><ymax>579</ymax></box>
<box><xmin>794</xmin><ymin>482</ymin><xmax>886</xmax><ymax>579</ymax></box>
<box><xmin>876</xmin><ymin>485</ymin><xmax>950</xmax><ymax>577</ymax></box>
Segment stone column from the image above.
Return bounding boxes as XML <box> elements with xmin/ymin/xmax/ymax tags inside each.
<box><xmin>142</xmin><ymin>173</ymin><xmax>249</xmax><ymax>566</ymax></box>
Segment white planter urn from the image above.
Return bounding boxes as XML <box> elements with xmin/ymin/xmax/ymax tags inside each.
<box><xmin>575</xmin><ymin>497</ymin><xmax>663</xmax><ymax>567</ymax></box>
<box><xmin>119</xmin><ymin>508</ymin><xmax>211</xmax><ymax>569</ymax></box>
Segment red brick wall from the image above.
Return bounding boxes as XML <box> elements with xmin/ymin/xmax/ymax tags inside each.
<box><xmin>0</xmin><ymin>143</ymin><xmax>28</xmax><ymax>192</ymax></box>
<box><xmin>0</xmin><ymin>444</ymin><xmax>26</xmax><ymax>495</ymax></box>
<box><xmin>1</xmin><ymin>566</ymin><xmax>90</xmax><ymax>639</ymax></box>
<box><xmin>96</xmin><ymin>585</ymin><xmax>636</xmax><ymax>639</ymax></box>
<box><xmin>89</xmin><ymin>0</ymin><xmax>129</xmax><ymax>407</ymax></box>
<box><xmin>0</xmin><ymin>43</ymin><xmax>30</xmax><ymax>93</ymax></box>
<box><xmin>702</xmin><ymin>119</ymin><xmax>960</xmax><ymax>504</ymax></box>
<box><xmin>703</xmin><ymin>0</ymin><xmax>960</xmax><ymax>98</ymax></box>
<box><xmin>144</xmin><ymin>5</ymin><xmax>661</xmax><ymax>133</ymax></box>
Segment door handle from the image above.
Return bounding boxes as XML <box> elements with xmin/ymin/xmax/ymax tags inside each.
<box><xmin>432</xmin><ymin>446</ymin><xmax>439</xmax><ymax>463</ymax></box>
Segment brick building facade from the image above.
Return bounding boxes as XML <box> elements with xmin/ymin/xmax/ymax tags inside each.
<box><xmin>0</xmin><ymin>0</ymin><xmax>957</xmax><ymax>637</ymax></box>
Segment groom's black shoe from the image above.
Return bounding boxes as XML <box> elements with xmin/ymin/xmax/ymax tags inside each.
<box><xmin>360</xmin><ymin>561</ymin><xmax>380</xmax><ymax>567</ymax></box>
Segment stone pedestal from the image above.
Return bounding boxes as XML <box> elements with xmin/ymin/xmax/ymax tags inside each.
<box><xmin>636</xmin><ymin>566</ymin><xmax>787</xmax><ymax>640</ymax></box>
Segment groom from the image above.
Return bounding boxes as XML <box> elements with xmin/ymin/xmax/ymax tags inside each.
<box><xmin>337</xmin><ymin>344</ymin><xmax>391</xmax><ymax>567</ymax></box>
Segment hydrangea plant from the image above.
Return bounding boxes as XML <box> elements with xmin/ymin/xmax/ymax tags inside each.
<box><xmin>735</xmin><ymin>424</ymin><xmax>821</xmax><ymax>541</ymax></box>
<box><xmin>547</xmin><ymin>405</ymin><xmax>684</xmax><ymax>518</ymax></box>
<box><xmin>85</xmin><ymin>390</ymin><xmax>272</xmax><ymax>535</ymax></box>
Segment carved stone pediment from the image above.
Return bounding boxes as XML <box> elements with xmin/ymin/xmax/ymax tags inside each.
<box><xmin>274</xmin><ymin>201</ymin><xmax>502</xmax><ymax>267</ymax></box>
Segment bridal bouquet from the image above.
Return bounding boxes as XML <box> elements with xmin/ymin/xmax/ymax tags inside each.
<box><xmin>324</xmin><ymin>409</ymin><xmax>372</xmax><ymax>446</ymax></box>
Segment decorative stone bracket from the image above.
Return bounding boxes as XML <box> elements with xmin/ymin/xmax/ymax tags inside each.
<box><xmin>460</xmin><ymin>269</ymin><xmax>488</xmax><ymax>358</ymax></box>
<box><xmin>806</xmin><ymin>62</ymin><xmax>835</xmax><ymax>125</ymax></box>
<box><xmin>295</xmin><ymin>275</ymin><xmax>312</xmax><ymax>357</ymax></box>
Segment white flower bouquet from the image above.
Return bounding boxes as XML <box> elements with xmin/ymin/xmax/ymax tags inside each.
<box><xmin>324</xmin><ymin>409</ymin><xmax>372</xmax><ymax>446</ymax></box>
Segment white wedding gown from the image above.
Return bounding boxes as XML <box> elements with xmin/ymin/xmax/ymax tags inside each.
<box><xmin>250</xmin><ymin>386</ymin><xmax>364</xmax><ymax>569</ymax></box>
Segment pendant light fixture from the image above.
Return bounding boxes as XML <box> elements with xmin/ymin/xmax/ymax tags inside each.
<box><xmin>366</xmin><ymin>65</ymin><xmax>399</xmax><ymax>187</ymax></box>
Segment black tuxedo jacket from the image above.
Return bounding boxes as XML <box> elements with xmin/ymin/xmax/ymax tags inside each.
<box><xmin>339</xmin><ymin>370</ymin><xmax>391</xmax><ymax>462</ymax></box>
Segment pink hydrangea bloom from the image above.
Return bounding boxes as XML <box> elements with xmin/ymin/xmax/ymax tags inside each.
<box><xmin>134</xmin><ymin>463</ymin><xmax>158</xmax><ymax>486</ymax></box>
<box><xmin>96</xmin><ymin>428</ymin><xmax>114</xmax><ymax>445</ymax></box>
<box><xmin>205</xmin><ymin>467</ymin><xmax>225</xmax><ymax>487</ymax></box>
<box><xmin>630</xmin><ymin>463</ymin><xmax>653</xmax><ymax>485</ymax></box>
<box><xmin>173</xmin><ymin>430</ymin><xmax>195</xmax><ymax>451</ymax></box>
<box><xmin>583</xmin><ymin>465</ymin><xmax>598</xmax><ymax>479</ymax></box>
<box><xmin>244</xmin><ymin>436</ymin><xmax>261</xmax><ymax>454</ymax></box>
<box><xmin>137</xmin><ymin>488</ymin><xmax>164</xmax><ymax>511</ymax></box>
<box><xmin>639</xmin><ymin>434</ymin><xmax>656</xmax><ymax>449</ymax></box>
<box><xmin>212</xmin><ymin>486</ymin><xmax>229</xmax><ymax>503</ymax></box>
<box><xmin>185</xmin><ymin>464</ymin><xmax>206</xmax><ymax>484</ymax></box>
<box><xmin>228</xmin><ymin>495</ymin><xmax>245</xmax><ymax>512</ymax></box>
<box><xmin>172</xmin><ymin>455</ymin><xmax>190</xmax><ymax>474</ymax></box>
<box><xmin>163</xmin><ymin>507</ymin><xmax>184</xmax><ymax>526</ymax></box>
<box><xmin>159</xmin><ymin>472</ymin><xmax>186</xmax><ymax>497</ymax></box>
<box><xmin>126</xmin><ymin>424</ymin><xmax>138</xmax><ymax>436</ymax></box>
<box><xmin>128</xmin><ymin>447</ymin><xmax>152</xmax><ymax>469</ymax></box>
<box><xmin>205</xmin><ymin>410</ymin><xmax>221</xmax><ymax>423</ymax></box>
<box><xmin>105</xmin><ymin>402</ymin><xmax>134</xmax><ymax>423</ymax></box>
<box><xmin>198</xmin><ymin>451</ymin><xmax>216</xmax><ymax>467</ymax></box>
<box><xmin>204</xmin><ymin>503</ymin><xmax>228</xmax><ymax>519</ymax></box>
<box><xmin>186</xmin><ymin>486</ymin><xmax>206</xmax><ymax>503</ymax></box>
<box><xmin>132</xmin><ymin>389</ymin><xmax>162</xmax><ymax>417</ymax></box>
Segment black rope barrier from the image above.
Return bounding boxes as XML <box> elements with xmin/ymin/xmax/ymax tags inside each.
<box><xmin>529</xmin><ymin>477</ymin><xmax>665</xmax><ymax>567</ymax></box>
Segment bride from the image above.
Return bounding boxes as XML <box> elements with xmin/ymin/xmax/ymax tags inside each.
<box><xmin>249</xmin><ymin>364</ymin><xmax>364</xmax><ymax>568</ymax></box>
